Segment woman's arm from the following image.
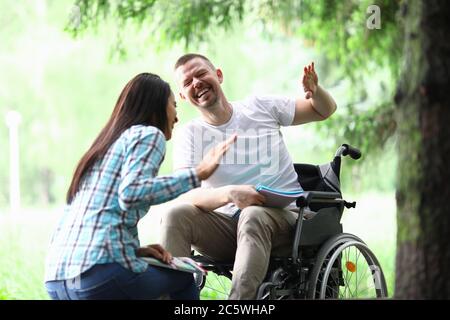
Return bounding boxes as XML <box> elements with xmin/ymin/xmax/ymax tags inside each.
<box><xmin>118</xmin><ymin>128</ymin><xmax>236</xmax><ymax>211</ymax></box>
<box><xmin>118</xmin><ymin>128</ymin><xmax>200</xmax><ymax>211</ymax></box>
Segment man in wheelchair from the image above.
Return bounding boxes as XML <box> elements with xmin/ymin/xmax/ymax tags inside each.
<box><xmin>159</xmin><ymin>53</ymin><xmax>337</xmax><ymax>299</ymax></box>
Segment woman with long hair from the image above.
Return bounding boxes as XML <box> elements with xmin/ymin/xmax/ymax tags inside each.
<box><xmin>44</xmin><ymin>73</ymin><xmax>235</xmax><ymax>300</ymax></box>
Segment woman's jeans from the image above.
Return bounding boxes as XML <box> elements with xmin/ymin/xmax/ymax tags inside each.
<box><xmin>45</xmin><ymin>263</ymin><xmax>199</xmax><ymax>300</ymax></box>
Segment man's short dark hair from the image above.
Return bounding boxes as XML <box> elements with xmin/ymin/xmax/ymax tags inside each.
<box><xmin>174</xmin><ymin>53</ymin><xmax>216</xmax><ymax>70</ymax></box>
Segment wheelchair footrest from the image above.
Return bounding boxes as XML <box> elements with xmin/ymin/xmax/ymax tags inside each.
<box><xmin>191</xmin><ymin>255</ymin><xmax>234</xmax><ymax>273</ymax></box>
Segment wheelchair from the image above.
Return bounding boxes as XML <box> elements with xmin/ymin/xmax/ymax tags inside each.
<box><xmin>192</xmin><ymin>144</ymin><xmax>389</xmax><ymax>299</ymax></box>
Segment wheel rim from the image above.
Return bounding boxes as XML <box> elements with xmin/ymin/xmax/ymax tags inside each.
<box><xmin>307</xmin><ymin>234</ymin><xmax>361</xmax><ymax>299</ymax></box>
<box><xmin>319</xmin><ymin>241</ymin><xmax>388</xmax><ymax>299</ymax></box>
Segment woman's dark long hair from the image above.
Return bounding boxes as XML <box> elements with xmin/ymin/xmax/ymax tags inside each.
<box><xmin>66</xmin><ymin>73</ymin><xmax>171</xmax><ymax>203</ymax></box>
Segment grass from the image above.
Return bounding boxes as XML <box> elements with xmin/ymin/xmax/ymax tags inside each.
<box><xmin>0</xmin><ymin>210</ymin><xmax>60</xmax><ymax>300</ymax></box>
<box><xmin>0</xmin><ymin>192</ymin><xmax>396</xmax><ymax>300</ymax></box>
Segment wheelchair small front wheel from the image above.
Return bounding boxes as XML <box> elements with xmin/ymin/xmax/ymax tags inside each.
<box><xmin>308</xmin><ymin>234</ymin><xmax>388</xmax><ymax>299</ymax></box>
<box><xmin>256</xmin><ymin>282</ymin><xmax>277</xmax><ymax>300</ymax></box>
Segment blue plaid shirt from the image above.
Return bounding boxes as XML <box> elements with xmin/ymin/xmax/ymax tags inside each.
<box><xmin>45</xmin><ymin>125</ymin><xmax>200</xmax><ymax>281</ymax></box>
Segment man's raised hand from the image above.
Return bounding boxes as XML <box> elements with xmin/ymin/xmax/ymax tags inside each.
<box><xmin>302</xmin><ymin>62</ymin><xmax>318</xmax><ymax>99</ymax></box>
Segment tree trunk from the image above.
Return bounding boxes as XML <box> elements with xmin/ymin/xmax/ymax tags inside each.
<box><xmin>395</xmin><ymin>0</ymin><xmax>450</xmax><ymax>299</ymax></box>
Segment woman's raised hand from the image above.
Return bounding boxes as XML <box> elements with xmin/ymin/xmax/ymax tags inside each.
<box><xmin>196</xmin><ymin>133</ymin><xmax>237</xmax><ymax>180</ymax></box>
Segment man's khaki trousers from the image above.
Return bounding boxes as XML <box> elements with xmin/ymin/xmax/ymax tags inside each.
<box><xmin>159</xmin><ymin>203</ymin><xmax>297</xmax><ymax>299</ymax></box>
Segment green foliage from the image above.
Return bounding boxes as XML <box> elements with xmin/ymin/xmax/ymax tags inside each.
<box><xmin>68</xmin><ymin>0</ymin><xmax>404</xmax><ymax>157</ymax></box>
<box><xmin>0</xmin><ymin>0</ymin><xmax>397</xmax><ymax>206</ymax></box>
<box><xmin>288</xmin><ymin>0</ymin><xmax>402</xmax><ymax>154</ymax></box>
<box><xmin>0</xmin><ymin>1</ymin><xmax>399</xmax><ymax>300</ymax></box>
<box><xmin>70</xmin><ymin>0</ymin><xmax>246</xmax><ymax>48</ymax></box>
<box><xmin>70</xmin><ymin>0</ymin><xmax>402</xmax><ymax>72</ymax></box>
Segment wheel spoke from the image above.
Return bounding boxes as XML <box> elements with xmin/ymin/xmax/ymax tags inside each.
<box><xmin>217</xmin><ymin>274</ymin><xmax>227</xmax><ymax>291</ymax></box>
<box><xmin>354</xmin><ymin>285</ymin><xmax>374</xmax><ymax>297</ymax></box>
<box><xmin>339</xmin><ymin>246</ymin><xmax>377</xmax><ymax>298</ymax></box>
<box><xmin>343</xmin><ymin>261</ymin><xmax>353</xmax><ymax>297</ymax></box>
<box><xmin>202</xmin><ymin>273</ymin><xmax>231</xmax><ymax>299</ymax></box>
<box><xmin>356</xmin><ymin>261</ymin><xmax>370</xmax><ymax>297</ymax></box>
<box><xmin>310</xmin><ymin>237</ymin><xmax>387</xmax><ymax>300</ymax></box>
<box><xmin>204</xmin><ymin>282</ymin><xmax>228</xmax><ymax>296</ymax></box>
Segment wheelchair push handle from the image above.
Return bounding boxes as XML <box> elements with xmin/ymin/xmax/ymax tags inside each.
<box><xmin>336</xmin><ymin>144</ymin><xmax>362</xmax><ymax>160</ymax></box>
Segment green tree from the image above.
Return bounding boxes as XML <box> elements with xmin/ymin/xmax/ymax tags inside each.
<box><xmin>394</xmin><ymin>0</ymin><xmax>450</xmax><ymax>299</ymax></box>
<box><xmin>70</xmin><ymin>0</ymin><xmax>450</xmax><ymax>298</ymax></box>
<box><xmin>69</xmin><ymin>0</ymin><xmax>401</xmax><ymax>154</ymax></box>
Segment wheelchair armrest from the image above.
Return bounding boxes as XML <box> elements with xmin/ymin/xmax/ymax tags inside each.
<box><xmin>296</xmin><ymin>191</ymin><xmax>342</xmax><ymax>208</ymax></box>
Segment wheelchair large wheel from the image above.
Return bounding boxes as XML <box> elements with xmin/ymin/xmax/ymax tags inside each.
<box><xmin>308</xmin><ymin>233</ymin><xmax>388</xmax><ymax>299</ymax></box>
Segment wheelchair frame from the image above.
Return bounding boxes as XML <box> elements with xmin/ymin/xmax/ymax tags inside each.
<box><xmin>192</xmin><ymin>144</ymin><xmax>388</xmax><ymax>300</ymax></box>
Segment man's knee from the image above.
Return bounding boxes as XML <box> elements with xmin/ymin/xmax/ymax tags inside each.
<box><xmin>160</xmin><ymin>203</ymin><xmax>200</xmax><ymax>228</ymax></box>
<box><xmin>238</xmin><ymin>206</ymin><xmax>294</xmax><ymax>234</ymax></box>
<box><xmin>238</xmin><ymin>206</ymin><xmax>269</xmax><ymax>231</ymax></box>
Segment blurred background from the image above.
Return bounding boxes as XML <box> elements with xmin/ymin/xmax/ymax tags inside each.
<box><xmin>0</xmin><ymin>0</ymin><xmax>397</xmax><ymax>299</ymax></box>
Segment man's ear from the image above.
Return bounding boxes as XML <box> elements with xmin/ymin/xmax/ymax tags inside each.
<box><xmin>216</xmin><ymin>68</ymin><xmax>223</xmax><ymax>84</ymax></box>
<box><xmin>179</xmin><ymin>92</ymin><xmax>186</xmax><ymax>100</ymax></box>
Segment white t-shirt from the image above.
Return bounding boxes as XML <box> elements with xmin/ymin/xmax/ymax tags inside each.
<box><xmin>173</xmin><ymin>95</ymin><xmax>302</xmax><ymax>216</ymax></box>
